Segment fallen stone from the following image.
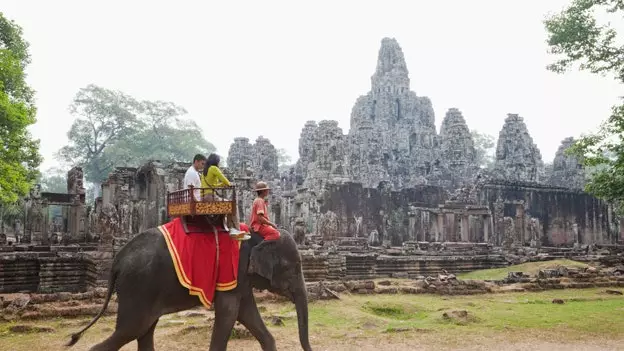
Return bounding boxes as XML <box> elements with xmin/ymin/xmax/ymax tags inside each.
<box><xmin>383</xmin><ymin>327</ymin><xmax>411</xmax><ymax>333</ymax></box>
<box><xmin>605</xmin><ymin>289</ymin><xmax>623</xmax><ymax>295</ymax></box>
<box><xmin>271</xmin><ymin>311</ymin><xmax>296</xmax><ymax>320</ymax></box>
<box><xmin>361</xmin><ymin>321</ymin><xmax>377</xmax><ymax>330</ymax></box>
<box><xmin>177</xmin><ymin>325</ymin><xmax>210</xmax><ymax>335</ymax></box>
<box><xmin>8</xmin><ymin>296</ymin><xmax>30</xmax><ymax>311</ymax></box>
<box><xmin>552</xmin><ymin>299</ymin><xmax>565</xmax><ymax>304</ymax></box>
<box><xmin>441</xmin><ymin>310</ymin><xmax>477</xmax><ymax>325</ymax></box>
<box><xmin>9</xmin><ymin>325</ymin><xmax>55</xmax><ymax>333</ymax></box>
<box><xmin>270</xmin><ymin>316</ymin><xmax>285</xmax><ymax>326</ymax></box>
<box><xmin>230</xmin><ymin>324</ymin><xmax>253</xmax><ymax>339</ymax></box>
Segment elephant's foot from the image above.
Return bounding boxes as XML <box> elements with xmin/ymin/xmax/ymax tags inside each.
<box><xmin>137</xmin><ymin>319</ymin><xmax>159</xmax><ymax>351</ymax></box>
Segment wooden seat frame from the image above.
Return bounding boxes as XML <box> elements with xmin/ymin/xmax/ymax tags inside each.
<box><xmin>167</xmin><ymin>185</ymin><xmax>237</xmax><ymax>218</ymax></box>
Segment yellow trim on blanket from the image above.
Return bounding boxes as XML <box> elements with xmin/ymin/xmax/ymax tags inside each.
<box><xmin>158</xmin><ymin>225</ymin><xmax>212</xmax><ymax>308</ymax></box>
<box><xmin>215</xmin><ymin>240</ymin><xmax>242</xmax><ymax>292</ymax></box>
<box><xmin>216</xmin><ymin>280</ymin><xmax>237</xmax><ymax>291</ymax></box>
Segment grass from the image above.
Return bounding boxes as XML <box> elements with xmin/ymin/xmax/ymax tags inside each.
<box><xmin>4</xmin><ymin>287</ymin><xmax>622</xmax><ymax>350</ymax></box>
<box><xmin>457</xmin><ymin>259</ymin><xmax>590</xmax><ymax>280</ymax></box>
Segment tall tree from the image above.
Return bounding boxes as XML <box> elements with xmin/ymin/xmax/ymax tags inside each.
<box><xmin>101</xmin><ymin>101</ymin><xmax>214</xmax><ymax>168</ymax></box>
<box><xmin>544</xmin><ymin>0</ymin><xmax>624</xmax><ymax>211</ymax></box>
<box><xmin>38</xmin><ymin>168</ymin><xmax>68</xmax><ymax>193</ymax></box>
<box><xmin>0</xmin><ymin>13</ymin><xmax>42</xmax><ymax>205</ymax></box>
<box><xmin>471</xmin><ymin>130</ymin><xmax>496</xmax><ymax>169</ymax></box>
<box><xmin>57</xmin><ymin>85</ymin><xmax>215</xmax><ymax>189</ymax></box>
<box><xmin>56</xmin><ymin>85</ymin><xmax>143</xmax><ymax>186</ymax></box>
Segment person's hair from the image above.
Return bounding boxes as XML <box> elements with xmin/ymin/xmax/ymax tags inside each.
<box><xmin>193</xmin><ymin>154</ymin><xmax>206</xmax><ymax>163</ymax></box>
<box><xmin>203</xmin><ymin>153</ymin><xmax>221</xmax><ymax>176</ymax></box>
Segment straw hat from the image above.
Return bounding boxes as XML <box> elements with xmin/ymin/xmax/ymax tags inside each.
<box><xmin>254</xmin><ymin>181</ymin><xmax>271</xmax><ymax>192</ymax></box>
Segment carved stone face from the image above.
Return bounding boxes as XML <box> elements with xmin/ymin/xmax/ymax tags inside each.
<box><xmin>31</xmin><ymin>184</ymin><xmax>42</xmax><ymax>199</ymax></box>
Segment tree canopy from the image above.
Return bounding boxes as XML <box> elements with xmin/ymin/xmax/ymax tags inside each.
<box><xmin>38</xmin><ymin>168</ymin><xmax>68</xmax><ymax>193</ymax></box>
<box><xmin>56</xmin><ymin>85</ymin><xmax>215</xmax><ymax>186</ymax></box>
<box><xmin>544</xmin><ymin>0</ymin><xmax>624</xmax><ymax>211</ymax></box>
<box><xmin>0</xmin><ymin>12</ymin><xmax>42</xmax><ymax>205</ymax></box>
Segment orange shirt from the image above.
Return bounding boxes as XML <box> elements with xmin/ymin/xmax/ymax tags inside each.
<box><xmin>250</xmin><ymin>197</ymin><xmax>269</xmax><ymax>232</ymax></box>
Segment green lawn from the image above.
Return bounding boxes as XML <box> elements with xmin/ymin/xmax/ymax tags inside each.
<box><xmin>457</xmin><ymin>259</ymin><xmax>590</xmax><ymax>280</ymax></box>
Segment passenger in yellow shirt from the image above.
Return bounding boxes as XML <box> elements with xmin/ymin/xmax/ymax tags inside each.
<box><xmin>201</xmin><ymin>153</ymin><xmax>247</xmax><ymax>237</ymax></box>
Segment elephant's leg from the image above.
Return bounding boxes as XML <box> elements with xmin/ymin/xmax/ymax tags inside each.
<box><xmin>237</xmin><ymin>296</ymin><xmax>276</xmax><ymax>351</ymax></box>
<box><xmin>136</xmin><ymin>318</ymin><xmax>159</xmax><ymax>351</ymax></box>
<box><xmin>209</xmin><ymin>292</ymin><xmax>241</xmax><ymax>351</ymax></box>
<box><xmin>89</xmin><ymin>300</ymin><xmax>159</xmax><ymax>351</ymax></box>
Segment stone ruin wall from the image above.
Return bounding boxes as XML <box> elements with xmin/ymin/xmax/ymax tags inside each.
<box><xmin>1</xmin><ymin>37</ymin><xmax>623</xmax><ymax>294</ymax></box>
<box><xmin>480</xmin><ymin>180</ymin><xmax>618</xmax><ymax>247</ymax></box>
<box><xmin>256</xmin><ymin>37</ymin><xmax>618</xmax><ymax>248</ymax></box>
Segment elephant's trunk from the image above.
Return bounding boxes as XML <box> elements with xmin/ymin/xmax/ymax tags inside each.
<box><xmin>294</xmin><ymin>275</ymin><xmax>312</xmax><ymax>351</ymax></box>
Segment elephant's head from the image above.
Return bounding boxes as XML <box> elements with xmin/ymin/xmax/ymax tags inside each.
<box><xmin>248</xmin><ymin>229</ymin><xmax>312</xmax><ymax>351</ymax></box>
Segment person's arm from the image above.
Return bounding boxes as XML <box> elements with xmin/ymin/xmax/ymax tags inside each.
<box><xmin>192</xmin><ymin>172</ymin><xmax>202</xmax><ymax>201</ymax></box>
<box><xmin>254</xmin><ymin>200</ymin><xmax>276</xmax><ymax>228</ymax></box>
<box><xmin>258</xmin><ymin>213</ymin><xmax>276</xmax><ymax>228</ymax></box>
<box><xmin>209</xmin><ymin>166</ymin><xmax>231</xmax><ymax>186</ymax></box>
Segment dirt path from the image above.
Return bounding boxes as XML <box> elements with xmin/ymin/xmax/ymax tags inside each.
<box><xmin>60</xmin><ymin>325</ymin><xmax>622</xmax><ymax>351</ymax></box>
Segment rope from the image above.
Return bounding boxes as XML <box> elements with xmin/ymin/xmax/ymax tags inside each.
<box><xmin>213</xmin><ymin>225</ymin><xmax>219</xmax><ymax>273</ymax></box>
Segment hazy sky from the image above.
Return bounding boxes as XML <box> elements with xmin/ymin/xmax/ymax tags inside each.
<box><xmin>3</xmin><ymin>0</ymin><xmax>622</xmax><ymax>171</ymax></box>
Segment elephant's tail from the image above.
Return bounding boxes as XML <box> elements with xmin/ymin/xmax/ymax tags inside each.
<box><xmin>65</xmin><ymin>269</ymin><xmax>117</xmax><ymax>347</ymax></box>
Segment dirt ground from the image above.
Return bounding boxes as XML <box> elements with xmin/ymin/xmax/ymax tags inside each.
<box><xmin>2</xmin><ymin>287</ymin><xmax>623</xmax><ymax>351</ymax></box>
<box><xmin>4</xmin><ymin>320</ymin><xmax>622</xmax><ymax>351</ymax></box>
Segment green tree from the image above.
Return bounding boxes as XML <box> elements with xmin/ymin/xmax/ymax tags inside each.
<box><xmin>0</xmin><ymin>200</ymin><xmax>24</xmax><ymax>235</ymax></box>
<box><xmin>38</xmin><ymin>168</ymin><xmax>67</xmax><ymax>193</ymax></box>
<box><xmin>0</xmin><ymin>13</ymin><xmax>42</xmax><ymax>205</ymax></box>
<box><xmin>56</xmin><ymin>85</ymin><xmax>215</xmax><ymax>190</ymax></box>
<box><xmin>471</xmin><ymin>130</ymin><xmax>496</xmax><ymax>169</ymax></box>
<box><xmin>544</xmin><ymin>0</ymin><xmax>624</xmax><ymax>211</ymax></box>
<box><xmin>56</xmin><ymin>85</ymin><xmax>143</xmax><ymax>186</ymax></box>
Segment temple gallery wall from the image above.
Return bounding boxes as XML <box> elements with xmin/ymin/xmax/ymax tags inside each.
<box><xmin>1</xmin><ymin>37</ymin><xmax>622</xmax><ymax>293</ymax></box>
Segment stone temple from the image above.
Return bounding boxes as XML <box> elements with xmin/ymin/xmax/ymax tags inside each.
<box><xmin>1</xmin><ymin>37</ymin><xmax>622</xmax><ymax>293</ymax></box>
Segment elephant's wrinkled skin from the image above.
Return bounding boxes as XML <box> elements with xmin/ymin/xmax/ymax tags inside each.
<box><xmin>67</xmin><ymin>227</ymin><xmax>312</xmax><ymax>351</ymax></box>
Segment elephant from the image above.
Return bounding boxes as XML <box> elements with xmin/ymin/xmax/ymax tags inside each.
<box><xmin>66</xmin><ymin>225</ymin><xmax>312</xmax><ymax>351</ymax></box>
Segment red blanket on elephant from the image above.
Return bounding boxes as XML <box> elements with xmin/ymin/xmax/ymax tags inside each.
<box><xmin>157</xmin><ymin>217</ymin><xmax>240</xmax><ymax>308</ymax></box>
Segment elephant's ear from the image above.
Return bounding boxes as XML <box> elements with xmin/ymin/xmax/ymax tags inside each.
<box><xmin>249</xmin><ymin>240</ymin><xmax>279</xmax><ymax>283</ymax></box>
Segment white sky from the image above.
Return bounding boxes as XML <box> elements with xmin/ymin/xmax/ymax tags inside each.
<box><xmin>3</xmin><ymin>0</ymin><xmax>622</xmax><ymax>171</ymax></box>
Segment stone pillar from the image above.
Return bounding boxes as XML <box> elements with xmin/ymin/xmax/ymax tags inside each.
<box><xmin>67</xmin><ymin>167</ymin><xmax>86</xmax><ymax>242</ymax></box>
<box><xmin>99</xmin><ymin>203</ymin><xmax>119</xmax><ymax>244</ymax></box>
<box><xmin>69</xmin><ymin>196</ymin><xmax>83</xmax><ymax>242</ymax></box>
<box><xmin>443</xmin><ymin>212</ymin><xmax>456</xmax><ymax>242</ymax></box>
<box><xmin>493</xmin><ymin>197</ymin><xmax>504</xmax><ymax>246</ymax></box>
<box><xmin>460</xmin><ymin>214</ymin><xmax>470</xmax><ymax>242</ymax></box>
<box><xmin>515</xmin><ymin>201</ymin><xmax>525</xmax><ymax>246</ymax></box>
<box><xmin>407</xmin><ymin>209</ymin><xmax>416</xmax><ymax>242</ymax></box>
<box><xmin>34</xmin><ymin>199</ymin><xmax>49</xmax><ymax>245</ymax></box>
<box><xmin>483</xmin><ymin>215</ymin><xmax>489</xmax><ymax>243</ymax></box>
<box><xmin>436</xmin><ymin>212</ymin><xmax>443</xmax><ymax>242</ymax></box>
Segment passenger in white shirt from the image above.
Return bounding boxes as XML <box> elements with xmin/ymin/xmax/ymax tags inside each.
<box><xmin>183</xmin><ymin>154</ymin><xmax>206</xmax><ymax>201</ymax></box>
